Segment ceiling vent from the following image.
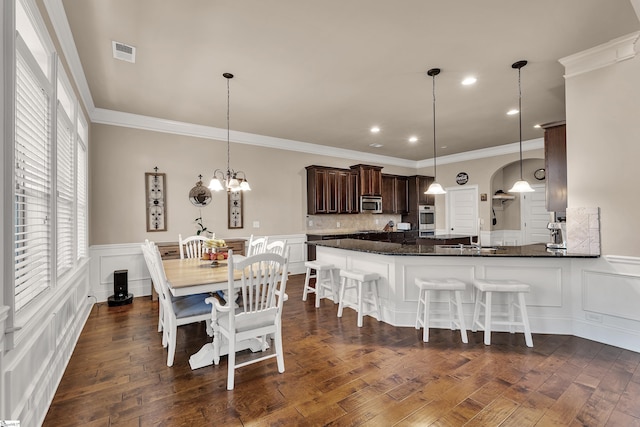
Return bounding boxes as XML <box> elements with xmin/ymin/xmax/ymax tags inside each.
<box><xmin>112</xmin><ymin>41</ymin><xmax>136</xmax><ymax>63</ymax></box>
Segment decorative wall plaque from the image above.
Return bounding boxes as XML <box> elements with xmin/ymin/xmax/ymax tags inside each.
<box><xmin>146</xmin><ymin>168</ymin><xmax>167</xmax><ymax>231</ymax></box>
<box><xmin>189</xmin><ymin>175</ymin><xmax>212</xmax><ymax>207</ymax></box>
<box><xmin>228</xmin><ymin>191</ymin><xmax>243</xmax><ymax>229</ymax></box>
<box><xmin>456</xmin><ymin>172</ymin><xmax>469</xmax><ymax>185</ymax></box>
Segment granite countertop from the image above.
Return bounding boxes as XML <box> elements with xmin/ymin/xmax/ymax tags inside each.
<box><xmin>306</xmin><ymin>230</ymin><xmax>411</xmax><ymax>237</ymax></box>
<box><xmin>419</xmin><ymin>234</ymin><xmax>474</xmax><ymax>240</ymax></box>
<box><xmin>307</xmin><ymin>238</ymin><xmax>599</xmax><ymax>258</ymax></box>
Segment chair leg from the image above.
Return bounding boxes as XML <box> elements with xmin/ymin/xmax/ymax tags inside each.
<box><xmin>484</xmin><ymin>291</ymin><xmax>493</xmax><ymax>345</ymax></box>
<box><xmin>518</xmin><ymin>293</ymin><xmax>534</xmax><ymax>347</ymax></box>
<box><xmin>472</xmin><ymin>288</ymin><xmax>482</xmax><ymax>332</ymax></box>
<box><xmin>508</xmin><ymin>292</ymin><xmax>515</xmax><ymax>334</ymax></box>
<box><xmin>274</xmin><ymin>324</ymin><xmax>285</xmax><ymax>373</ymax></box>
<box><xmin>422</xmin><ymin>289</ymin><xmax>431</xmax><ymax>342</ymax></box>
<box><xmin>415</xmin><ymin>289</ymin><xmax>424</xmax><ymax>330</ymax></box>
<box><xmin>167</xmin><ymin>320</ymin><xmax>177</xmax><ymax>367</ymax></box>
<box><xmin>337</xmin><ymin>276</ymin><xmax>347</xmax><ymax>318</ymax></box>
<box><xmin>356</xmin><ymin>280</ymin><xmax>364</xmax><ymax>327</ymax></box>
<box><xmin>227</xmin><ymin>335</ymin><xmax>236</xmax><ymax>390</ymax></box>
<box><xmin>454</xmin><ymin>290</ymin><xmax>468</xmax><ymax>343</ymax></box>
<box><xmin>315</xmin><ymin>270</ymin><xmax>324</xmax><ymax>308</ymax></box>
<box><xmin>302</xmin><ymin>267</ymin><xmax>313</xmax><ymax>301</ymax></box>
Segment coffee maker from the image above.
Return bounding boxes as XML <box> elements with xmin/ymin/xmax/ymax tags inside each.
<box><xmin>546</xmin><ymin>212</ymin><xmax>567</xmax><ymax>250</ymax></box>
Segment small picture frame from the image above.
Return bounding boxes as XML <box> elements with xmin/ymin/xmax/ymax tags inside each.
<box><xmin>146</xmin><ymin>172</ymin><xmax>167</xmax><ymax>232</ymax></box>
<box><xmin>481</xmin><ymin>193</ymin><xmax>488</xmax><ymax>201</ymax></box>
<box><xmin>228</xmin><ymin>191</ymin><xmax>243</xmax><ymax>229</ymax></box>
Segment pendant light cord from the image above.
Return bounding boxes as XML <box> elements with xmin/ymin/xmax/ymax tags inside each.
<box><xmin>226</xmin><ymin>76</ymin><xmax>231</xmax><ymax>178</ymax></box>
<box><xmin>518</xmin><ymin>66</ymin><xmax>523</xmax><ymax>180</ymax></box>
<box><xmin>431</xmin><ymin>72</ymin><xmax>437</xmax><ymax>179</ymax></box>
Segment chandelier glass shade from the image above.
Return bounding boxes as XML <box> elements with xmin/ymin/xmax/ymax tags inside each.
<box><xmin>508</xmin><ymin>60</ymin><xmax>534</xmax><ymax>193</ymax></box>
<box><xmin>208</xmin><ymin>72</ymin><xmax>251</xmax><ymax>192</ymax></box>
<box><xmin>425</xmin><ymin>68</ymin><xmax>446</xmax><ymax>195</ymax></box>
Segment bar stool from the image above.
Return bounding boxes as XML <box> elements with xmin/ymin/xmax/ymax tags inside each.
<box><xmin>337</xmin><ymin>270</ymin><xmax>381</xmax><ymax>327</ymax></box>
<box><xmin>472</xmin><ymin>278</ymin><xmax>533</xmax><ymax>347</ymax></box>
<box><xmin>414</xmin><ymin>278</ymin><xmax>468</xmax><ymax>343</ymax></box>
<box><xmin>302</xmin><ymin>261</ymin><xmax>339</xmax><ymax>308</ymax></box>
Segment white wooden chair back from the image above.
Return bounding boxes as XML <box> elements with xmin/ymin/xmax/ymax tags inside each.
<box><xmin>246</xmin><ymin>235</ymin><xmax>268</xmax><ymax>257</ymax></box>
<box><xmin>179</xmin><ymin>234</ymin><xmax>209</xmax><ymax>259</ymax></box>
<box><xmin>265</xmin><ymin>239</ymin><xmax>288</xmax><ymax>257</ymax></box>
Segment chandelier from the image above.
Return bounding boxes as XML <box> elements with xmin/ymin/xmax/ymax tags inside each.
<box><xmin>208</xmin><ymin>72</ymin><xmax>251</xmax><ymax>192</ymax></box>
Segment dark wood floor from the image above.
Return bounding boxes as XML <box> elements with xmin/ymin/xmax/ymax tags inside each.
<box><xmin>44</xmin><ymin>274</ymin><xmax>640</xmax><ymax>426</ymax></box>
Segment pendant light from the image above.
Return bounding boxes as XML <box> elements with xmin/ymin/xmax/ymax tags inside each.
<box><xmin>508</xmin><ymin>60</ymin><xmax>534</xmax><ymax>193</ymax></box>
<box><xmin>208</xmin><ymin>73</ymin><xmax>251</xmax><ymax>192</ymax></box>
<box><xmin>425</xmin><ymin>68</ymin><xmax>446</xmax><ymax>195</ymax></box>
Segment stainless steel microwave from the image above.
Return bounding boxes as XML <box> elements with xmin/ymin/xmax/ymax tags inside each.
<box><xmin>360</xmin><ymin>196</ymin><xmax>382</xmax><ymax>213</ymax></box>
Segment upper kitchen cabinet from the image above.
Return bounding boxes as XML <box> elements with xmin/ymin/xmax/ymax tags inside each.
<box><xmin>382</xmin><ymin>174</ymin><xmax>409</xmax><ymax>214</ymax></box>
<box><xmin>351</xmin><ymin>164</ymin><xmax>383</xmax><ymax>196</ymax></box>
<box><xmin>306</xmin><ymin>165</ymin><xmax>358</xmax><ymax>214</ymax></box>
<box><xmin>542</xmin><ymin>121</ymin><xmax>567</xmax><ymax>212</ymax></box>
<box><xmin>402</xmin><ymin>175</ymin><xmax>434</xmax><ymax>229</ymax></box>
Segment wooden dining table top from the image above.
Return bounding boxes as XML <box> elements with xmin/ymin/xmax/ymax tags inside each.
<box><xmin>162</xmin><ymin>258</ymin><xmax>242</xmax><ymax>290</ymax></box>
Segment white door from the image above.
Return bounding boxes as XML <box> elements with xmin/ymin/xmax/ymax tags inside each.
<box><xmin>521</xmin><ymin>184</ymin><xmax>550</xmax><ymax>244</ymax></box>
<box><xmin>446</xmin><ymin>186</ymin><xmax>478</xmax><ymax>235</ymax></box>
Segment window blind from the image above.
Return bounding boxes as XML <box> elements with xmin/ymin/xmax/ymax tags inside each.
<box><xmin>56</xmin><ymin>104</ymin><xmax>74</xmax><ymax>276</ymax></box>
<box><xmin>77</xmin><ymin>139</ymin><xmax>87</xmax><ymax>259</ymax></box>
<box><xmin>15</xmin><ymin>49</ymin><xmax>52</xmax><ymax>311</ymax></box>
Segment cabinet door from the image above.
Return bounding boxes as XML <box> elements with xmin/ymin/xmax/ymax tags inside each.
<box><xmin>382</xmin><ymin>175</ymin><xmax>396</xmax><ymax>213</ymax></box>
<box><xmin>544</xmin><ymin>123</ymin><xmax>567</xmax><ymax>212</ymax></box>
<box><xmin>418</xmin><ymin>176</ymin><xmax>435</xmax><ymax>205</ymax></box>
<box><xmin>307</xmin><ymin>167</ymin><xmax>327</xmax><ymax>214</ymax></box>
<box><xmin>326</xmin><ymin>169</ymin><xmax>339</xmax><ymax>213</ymax></box>
<box><xmin>352</xmin><ymin>164</ymin><xmax>383</xmax><ymax>196</ymax></box>
<box><xmin>338</xmin><ymin>171</ymin><xmax>358</xmax><ymax>213</ymax></box>
<box><xmin>396</xmin><ymin>176</ymin><xmax>409</xmax><ymax>214</ymax></box>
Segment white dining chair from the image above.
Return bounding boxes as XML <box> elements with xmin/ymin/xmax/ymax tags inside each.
<box><xmin>245</xmin><ymin>235</ymin><xmax>268</xmax><ymax>257</ymax></box>
<box><xmin>207</xmin><ymin>250</ymin><xmax>289</xmax><ymax>390</ymax></box>
<box><xmin>179</xmin><ymin>234</ymin><xmax>209</xmax><ymax>259</ymax></box>
<box><xmin>142</xmin><ymin>242</ymin><xmax>213</xmax><ymax>367</ymax></box>
<box><xmin>265</xmin><ymin>239</ymin><xmax>288</xmax><ymax>257</ymax></box>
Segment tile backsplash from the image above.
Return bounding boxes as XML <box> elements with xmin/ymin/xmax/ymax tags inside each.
<box><xmin>567</xmin><ymin>207</ymin><xmax>601</xmax><ymax>255</ymax></box>
<box><xmin>306</xmin><ymin>214</ymin><xmax>403</xmax><ymax>233</ymax></box>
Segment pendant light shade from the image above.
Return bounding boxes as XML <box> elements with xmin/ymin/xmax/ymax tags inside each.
<box><xmin>208</xmin><ymin>72</ymin><xmax>251</xmax><ymax>192</ymax></box>
<box><xmin>425</xmin><ymin>68</ymin><xmax>446</xmax><ymax>195</ymax></box>
<box><xmin>508</xmin><ymin>60</ymin><xmax>534</xmax><ymax>193</ymax></box>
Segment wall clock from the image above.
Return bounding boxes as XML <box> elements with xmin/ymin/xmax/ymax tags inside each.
<box><xmin>228</xmin><ymin>191</ymin><xmax>243</xmax><ymax>229</ymax></box>
<box><xmin>534</xmin><ymin>168</ymin><xmax>546</xmax><ymax>181</ymax></box>
<box><xmin>188</xmin><ymin>175</ymin><xmax>212</xmax><ymax>207</ymax></box>
<box><xmin>456</xmin><ymin>172</ymin><xmax>469</xmax><ymax>185</ymax></box>
<box><xmin>145</xmin><ymin>170</ymin><xmax>167</xmax><ymax>232</ymax></box>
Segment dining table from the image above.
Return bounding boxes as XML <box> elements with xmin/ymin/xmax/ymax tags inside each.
<box><xmin>161</xmin><ymin>256</ymin><xmax>266</xmax><ymax>370</ymax></box>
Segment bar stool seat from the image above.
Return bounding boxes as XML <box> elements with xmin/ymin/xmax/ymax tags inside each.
<box><xmin>337</xmin><ymin>270</ymin><xmax>381</xmax><ymax>327</ymax></box>
<box><xmin>302</xmin><ymin>261</ymin><xmax>339</xmax><ymax>308</ymax></box>
<box><xmin>472</xmin><ymin>278</ymin><xmax>533</xmax><ymax>347</ymax></box>
<box><xmin>414</xmin><ymin>278</ymin><xmax>468</xmax><ymax>343</ymax></box>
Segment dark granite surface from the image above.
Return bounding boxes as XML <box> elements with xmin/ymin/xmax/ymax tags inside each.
<box><xmin>419</xmin><ymin>234</ymin><xmax>474</xmax><ymax>240</ymax></box>
<box><xmin>308</xmin><ymin>238</ymin><xmax>599</xmax><ymax>258</ymax></box>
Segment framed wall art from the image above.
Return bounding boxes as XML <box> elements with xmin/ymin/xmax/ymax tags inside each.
<box><xmin>146</xmin><ymin>170</ymin><xmax>167</xmax><ymax>232</ymax></box>
<box><xmin>228</xmin><ymin>191</ymin><xmax>243</xmax><ymax>229</ymax></box>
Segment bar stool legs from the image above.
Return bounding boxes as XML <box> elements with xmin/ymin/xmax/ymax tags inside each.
<box><xmin>337</xmin><ymin>270</ymin><xmax>381</xmax><ymax>327</ymax></box>
<box><xmin>472</xmin><ymin>279</ymin><xmax>533</xmax><ymax>347</ymax></box>
<box><xmin>303</xmin><ymin>261</ymin><xmax>339</xmax><ymax>307</ymax></box>
<box><xmin>415</xmin><ymin>278</ymin><xmax>468</xmax><ymax>343</ymax></box>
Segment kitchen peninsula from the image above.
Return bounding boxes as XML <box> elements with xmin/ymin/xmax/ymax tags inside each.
<box><xmin>310</xmin><ymin>238</ymin><xmax>598</xmax><ymax>335</ymax></box>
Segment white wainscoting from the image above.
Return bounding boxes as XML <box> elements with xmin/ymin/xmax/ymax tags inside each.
<box><xmin>89</xmin><ymin>234</ymin><xmax>307</xmax><ymax>302</ymax></box>
<box><xmin>1</xmin><ymin>261</ymin><xmax>92</xmax><ymax>426</ymax></box>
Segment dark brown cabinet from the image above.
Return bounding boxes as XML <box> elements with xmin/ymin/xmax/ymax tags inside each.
<box><xmin>382</xmin><ymin>174</ymin><xmax>409</xmax><ymax>214</ymax></box>
<box><xmin>306</xmin><ymin>166</ymin><xmax>358</xmax><ymax>214</ymax></box>
<box><xmin>542</xmin><ymin>121</ymin><xmax>567</xmax><ymax>212</ymax></box>
<box><xmin>351</xmin><ymin>164</ymin><xmax>383</xmax><ymax>196</ymax></box>
<box><xmin>402</xmin><ymin>175</ymin><xmax>434</xmax><ymax>229</ymax></box>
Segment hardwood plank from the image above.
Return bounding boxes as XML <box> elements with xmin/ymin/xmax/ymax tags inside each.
<box><xmin>42</xmin><ymin>274</ymin><xmax>640</xmax><ymax>427</ymax></box>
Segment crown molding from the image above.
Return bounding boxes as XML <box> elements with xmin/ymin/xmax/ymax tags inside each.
<box><xmin>43</xmin><ymin>0</ymin><xmax>96</xmax><ymax>114</ymax></box>
<box><xmin>559</xmin><ymin>31</ymin><xmax>640</xmax><ymax>79</ymax></box>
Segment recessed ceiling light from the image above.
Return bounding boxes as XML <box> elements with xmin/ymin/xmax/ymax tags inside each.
<box><xmin>370</xmin><ymin>126</ymin><xmax>380</xmax><ymax>133</ymax></box>
<box><xmin>533</xmin><ymin>124</ymin><xmax>541</xmax><ymax>128</ymax></box>
<box><xmin>369</xmin><ymin>143</ymin><xmax>383</xmax><ymax>148</ymax></box>
<box><xmin>461</xmin><ymin>77</ymin><xmax>477</xmax><ymax>85</ymax></box>
<box><xmin>507</xmin><ymin>109</ymin><xmax>519</xmax><ymax>116</ymax></box>
<box><xmin>408</xmin><ymin>136</ymin><xmax>418</xmax><ymax>143</ymax></box>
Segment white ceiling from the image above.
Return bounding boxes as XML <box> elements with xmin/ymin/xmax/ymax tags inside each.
<box><xmin>57</xmin><ymin>0</ymin><xmax>639</xmax><ymax>162</ymax></box>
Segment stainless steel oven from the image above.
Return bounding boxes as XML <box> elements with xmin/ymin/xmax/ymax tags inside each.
<box><xmin>418</xmin><ymin>205</ymin><xmax>435</xmax><ymax>236</ymax></box>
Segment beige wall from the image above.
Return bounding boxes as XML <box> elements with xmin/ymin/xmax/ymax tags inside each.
<box><xmin>89</xmin><ymin>124</ymin><xmax>418</xmax><ymax>245</ymax></box>
<box><xmin>417</xmin><ymin>149</ymin><xmax>544</xmax><ymax>230</ymax></box>
<box><xmin>565</xmin><ymin>52</ymin><xmax>640</xmax><ymax>257</ymax></box>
